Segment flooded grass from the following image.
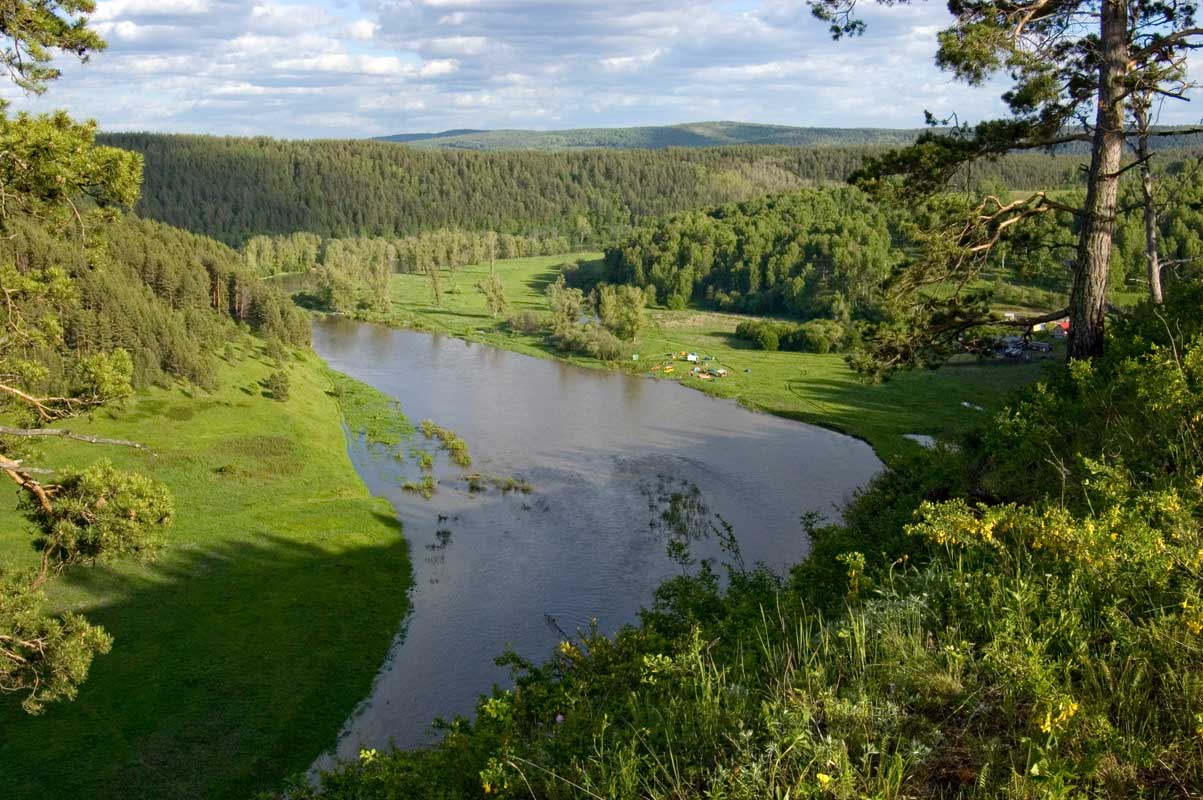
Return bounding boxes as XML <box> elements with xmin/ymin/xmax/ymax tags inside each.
<box><xmin>419</xmin><ymin>420</ymin><xmax>472</xmax><ymax>468</ymax></box>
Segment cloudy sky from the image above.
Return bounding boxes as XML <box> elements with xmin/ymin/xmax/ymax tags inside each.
<box><xmin>3</xmin><ymin>0</ymin><xmax>1200</xmax><ymax>139</ymax></box>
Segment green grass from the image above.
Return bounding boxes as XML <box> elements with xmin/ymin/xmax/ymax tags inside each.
<box><xmin>385</xmin><ymin>254</ymin><xmax>1055</xmax><ymax>462</ymax></box>
<box><xmin>0</xmin><ymin>340</ymin><xmax>412</xmax><ymax>800</ymax></box>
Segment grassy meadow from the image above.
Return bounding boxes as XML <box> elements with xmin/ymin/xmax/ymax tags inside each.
<box><xmin>383</xmin><ymin>254</ymin><xmax>1056</xmax><ymax>462</ymax></box>
<box><xmin>0</xmin><ymin>340</ymin><xmax>412</xmax><ymax>799</ymax></box>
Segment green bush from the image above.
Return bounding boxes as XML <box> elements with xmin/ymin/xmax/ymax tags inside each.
<box><xmin>793</xmin><ymin>318</ymin><xmax>845</xmax><ymax>353</ymax></box>
<box><xmin>505</xmin><ymin>311</ymin><xmax>545</xmax><ymax>335</ymax></box>
<box><xmin>735</xmin><ymin>318</ymin><xmax>848</xmax><ymax>353</ymax></box>
<box><xmin>264</xmin><ymin>371</ymin><xmax>290</xmax><ymax>402</ymax></box>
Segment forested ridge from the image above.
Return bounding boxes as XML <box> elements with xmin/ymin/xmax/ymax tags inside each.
<box><xmin>101</xmin><ymin>132</ymin><xmax>1118</xmax><ymax>247</ymax></box>
<box><xmin>376</xmin><ymin>121</ymin><xmax>931</xmax><ymax>150</ymax></box>
<box><xmin>378</xmin><ymin>120</ymin><xmax>1203</xmax><ymax>153</ymax></box>
<box><xmin>30</xmin><ymin>215</ymin><xmax>308</xmax><ymax>390</ymax></box>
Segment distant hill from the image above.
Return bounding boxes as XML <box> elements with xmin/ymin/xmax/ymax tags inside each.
<box><xmin>376</xmin><ymin>120</ymin><xmax>1203</xmax><ymax>153</ymax></box>
<box><xmin>375</xmin><ymin>122</ymin><xmax>927</xmax><ymax>151</ymax></box>
<box><xmin>378</xmin><ymin>128</ymin><xmax>489</xmax><ymax>144</ymax></box>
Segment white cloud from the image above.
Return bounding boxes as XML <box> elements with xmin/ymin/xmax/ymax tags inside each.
<box><xmin>345</xmin><ymin>19</ymin><xmax>379</xmax><ymax>40</ymax></box>
<box><xmin>600</xmin><ymin>49</ymin><xmax>661</xmax><ymax>72</ymax></box>
<box><xmin>6</xmin><ymin>0</ymin><xmax>1199</xmax><ymax>137</ymax></box>
<box><xmin>93</xmin><ymin>0</ymin><xmax>211</xmax><ymax>22</ymax></box>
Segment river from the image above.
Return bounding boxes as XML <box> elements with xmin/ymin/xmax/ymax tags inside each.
<box><xmin>310</xmin><ymin>317</ymin><xmax>882</xmax><ymax>763</ymax></box>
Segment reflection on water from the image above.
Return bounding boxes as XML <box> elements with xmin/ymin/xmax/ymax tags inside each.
<box><xmin>310</xmin><ymin>317</ymin><xmax>882</xmax><ymax>764</ymax></box>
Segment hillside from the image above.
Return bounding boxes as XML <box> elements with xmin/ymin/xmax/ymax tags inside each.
<box><xmin>97</xmin><ymin>132</ymin><xmax>1096</xmax><ymax>246</ymax></box>
<box><xmin>375</xmin><ymin>121</ymin><xmax>927</xmax><ymax>151</ymax></box>
<box><xmin>377</xmin><ymin>120</ymin><xmax>1203</xmax><ymax>153</ymax></box>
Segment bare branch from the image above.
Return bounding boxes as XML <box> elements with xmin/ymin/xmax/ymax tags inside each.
<box><xmin>1131</xmin><ymin>28</ymin><xmax>1203</xmax><ymax>61</ymax></box>
<box><xmin>0</xmin><ymin>426</ymin><xmax>147</xmax><ymax>449</ymax></box>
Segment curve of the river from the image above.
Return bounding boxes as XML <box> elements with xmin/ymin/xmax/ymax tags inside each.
<box><xmin>311</xmin><ymin>318</ymin><xmax>882</xmax><ymax>765</ymax></box>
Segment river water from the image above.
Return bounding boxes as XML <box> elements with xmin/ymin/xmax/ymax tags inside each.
<box><xmin>310</xmin><ymin>318</ymin><xmax>881</xmax><ymax>763</ymax></box>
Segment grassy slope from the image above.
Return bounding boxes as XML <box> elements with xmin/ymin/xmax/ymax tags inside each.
<box><xmin>0</xmin><ymin>340</ymin><xmax>411</xmax><ymax>800</ymax></box>
<box><xmin>385</xmin><ymin>254</ymin><xmax>1054</xmax><ymax>463</ymax></box>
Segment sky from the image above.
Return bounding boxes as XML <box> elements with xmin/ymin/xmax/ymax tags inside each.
<box><xmin>2</xmin><ymin>0</ymin><xmax>1200</xmax><ymax>139</ymax></box>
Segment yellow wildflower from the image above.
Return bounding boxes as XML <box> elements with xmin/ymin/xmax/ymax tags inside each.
<box><xmin>1040</xmin><ymin>700</ymin><xmax>1079</xmax><ymax>734</ymax></box>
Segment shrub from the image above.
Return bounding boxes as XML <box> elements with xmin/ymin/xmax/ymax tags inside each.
<box><xmin>506</xmin><ymin>311</ymin><xmax>545</xmax><ymax>335</ymax></box>
<box><xmin>736</xmin><ymin>318</ymin><xmax>848</xmax><ymax>353</ymax></box>
<box><xmin>792</xmin><ymin>318</ymin><xmax>846</xmax><ymax>353</ymax></box>
<box><xmin>264</xmin><ymin>370</ymin><xmax>289</xmax><ymax>402</ymax></box>
<box><xmin>587</xmin><ymin>327</ymin><xmax>628</xmax><ymax>361</ymax></box>
<box><xmin>735</xmin><ymin>319</ymin><xmax>785</xmax><ymax>351</ymax></box>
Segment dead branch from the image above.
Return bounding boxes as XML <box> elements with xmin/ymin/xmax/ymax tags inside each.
<box><xmin>0</xmin><ymin>426</ymin><xmax>147</xmax><ymax>449</ymax></box>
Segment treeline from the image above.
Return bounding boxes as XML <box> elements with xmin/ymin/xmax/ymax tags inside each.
<box><xmin>981</xmin><ymin>159</ymin><xmax>1203</xmax><ymax>294</ymax></box>
<box><xmin>9</xmin><ymin>214</ymin><xmax>308</xmax><ymax>392</ymax></box>
<box><xmin>604</xmin><ymin>187</ymin><xmax>896</xmax><ymax>321</ymax></box>
<box><xmin>99</xmin><ymin>132</ymin><xmax>1103</xmax><ymax>247</ymax></box>
<box><xmin>244</xmin><ymin>228</ymin><xmax>572</xmax><ymax>277</ymax></box>
<box><xmin>247</xmin><ymin>229</ymin><xmax>574</xmax><ymax>315</ymax></box>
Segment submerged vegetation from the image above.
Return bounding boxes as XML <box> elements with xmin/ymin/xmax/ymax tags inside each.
<box><xmin>402</xmin><ymin>475</ymin><xmax>439</xmax><ymax>500</ymax></box>
<box><xmin>420</xmin><ymin>420</ymin><xmax>473</xmax><ymax>468</ymax></box>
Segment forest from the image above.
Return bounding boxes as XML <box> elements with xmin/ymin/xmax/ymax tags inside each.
<box><xmin>602</xmin><ymin>187</ymin><xmax>896</xmax><ymax>319</ymax></box>
<box><xmin>101</xmin><ymin>132</ymin><xmax>1104</xmax><ymax>247</ymax></box>
<box><xmin>6</xmin><ymin>212</ymin><xmax>307</xmax><ymax>395</ymax></box>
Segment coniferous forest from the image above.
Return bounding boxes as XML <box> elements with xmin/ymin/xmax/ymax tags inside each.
<box><xmin>104</xmin><ymin>132</ymin><xmax>1102</xmax><ymax>246</ymax></box>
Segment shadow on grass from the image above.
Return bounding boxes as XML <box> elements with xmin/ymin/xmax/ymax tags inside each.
<box><xmin>0</xmin><ymin>530</ymin><xmax>411</xmax><ymax>800</ymax></box>
<box><xmin>523</xmin><ymin>268</ymin><xmax>561</xmax><ymax>296</ymax></box>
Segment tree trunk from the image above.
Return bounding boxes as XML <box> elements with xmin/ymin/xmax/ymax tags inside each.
<box><xmin>1134</xmin><ymin>103</ymin><xmax>1164</xmax><ymax>304</ymax></box>
<box><xmin>1068</xmin><ymin>0</ymin><xmax>1129</xmax><ymax>360</ymax></box>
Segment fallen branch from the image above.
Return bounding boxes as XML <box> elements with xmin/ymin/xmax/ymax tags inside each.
<box><xmin>0</xmin><ymin>426</ymin><xmax>147</xmax><ymax>450</ymax></box>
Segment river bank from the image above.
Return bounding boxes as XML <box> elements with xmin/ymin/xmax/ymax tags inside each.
<box><xmin>375</xmin><ymin>253</ymin><xmax>1054</xmax><ymax>463</ymax></box>
<box><xmin>0</xmin><ymin>338</ymin><xmax>413</xmax><ymax>800</ymax></box>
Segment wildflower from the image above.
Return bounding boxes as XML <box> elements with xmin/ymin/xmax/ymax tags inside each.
<box><xmin>1039</xmin><ymin>700</ymin><xmax>1079</xmax><ymax>734</ymax></box>
<box><xmin>817</xmin><ymin>772</ymin><xmax>833</xmax><ymax>789</ymax></box>
<box><xmin>555</xmin><ymin>714</ymin><xmax>565</xmax><ymax>724</ymax></box>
